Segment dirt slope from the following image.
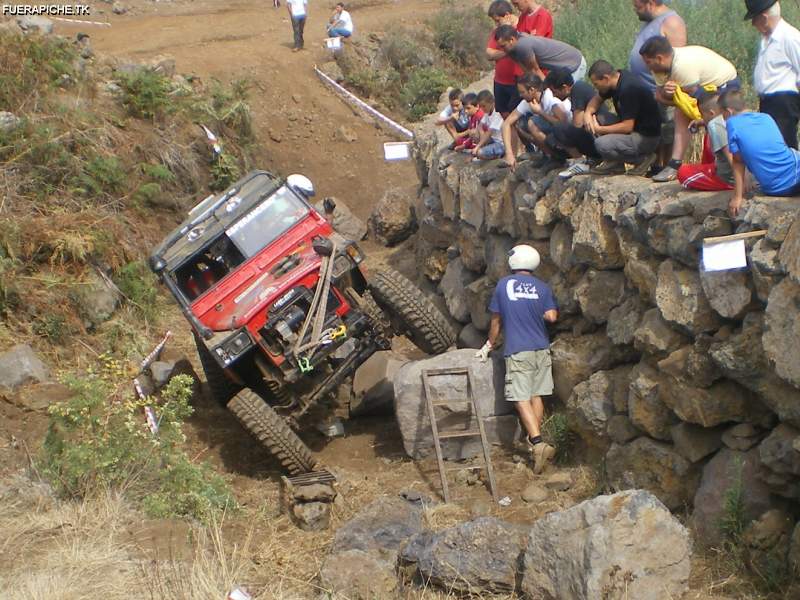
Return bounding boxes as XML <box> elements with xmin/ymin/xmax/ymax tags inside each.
<box><xmin>55</xmin><ymin>0</ymin><xmax>443</xmax><ymax>221</ymax></box>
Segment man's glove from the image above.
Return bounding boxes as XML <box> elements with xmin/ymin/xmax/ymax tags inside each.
<box><xmin>475</xmin><ymin>340</ymin><xmax>492</xmax><ymax>362</ymax></box>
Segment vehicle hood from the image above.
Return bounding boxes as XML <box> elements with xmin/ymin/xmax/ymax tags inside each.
<box><xmin>190</xmin><ymin>215</ymin><xmax>331</xmax><ymax>332</ymax></box>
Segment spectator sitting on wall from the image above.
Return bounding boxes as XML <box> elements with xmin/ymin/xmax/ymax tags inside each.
<box><xmin>327</xmin><ymin>2</ymin><xmax>354</xmax><ymax>39</ymax></box>
<box><xmin>494</xmin><ymin>25</ymin><xmax>587</xmax><ymax>83</ymax></box>
<box><xmin>639</xmin><ymin>36</ymin><xmax>739</xmax><ymax>182</ymax></box>
<box><xmin>453</xmin><ymin>93</ymin><xmax>485</xmax><ymax>152</ymax></box>
<box><xmin>677</xmin><ymin>94</ymin><xmax>735</xmax><ymax>192</ymax></box>
<box><xmin>436</xmin><ymin>88</ymin><xmax>470</xmax><ymax>141</ymax></box>
<box><xmin>472</xmin><ymin>90</ymin><xmax>506</xmax><ymax>162</ymax></box>
<box><xmin>583</xmin><ymin>60</ymin><xmax>663</xmax><ymax>176</ymax></box>
<box><xmin>720</xmin><ymin>90</ymin><xmax>800</xmax><ymax>216</ymax></box>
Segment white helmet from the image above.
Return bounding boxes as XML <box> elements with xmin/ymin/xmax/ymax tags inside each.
<box><xmin>508</xmin><ymin>244</ymin><xmax>540</xmax><ymax>272</ymax></box>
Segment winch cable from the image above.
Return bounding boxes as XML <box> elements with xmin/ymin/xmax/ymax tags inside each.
<box><xmin>292</xmin><ymin>241</ymin><xmax>337</xmax><ymax>360</ymax></box>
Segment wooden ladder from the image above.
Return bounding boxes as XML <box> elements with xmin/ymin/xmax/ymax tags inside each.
<box><xmin>421</xmin><ymin>367</ymin><xmax>499</xmax><ymax>504</ymax></box>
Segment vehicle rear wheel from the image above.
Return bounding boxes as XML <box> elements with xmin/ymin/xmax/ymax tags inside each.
<box><xmin>194</xmin><ymin>332</ymin><xmax>241</xmax><ymax>405</ymax></box>
<box><xmin>369</xmin><ymin>268</ymin><xmax>455</xmax><ymax>355</ymax></box>
<box><xmin>227</xmin><ymin>388</ymin><xmax>317</xmax><ymax>475</ymax></box>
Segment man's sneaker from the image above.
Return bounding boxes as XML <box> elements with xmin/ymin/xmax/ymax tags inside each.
<box><xmin>558</xmin><ymin>160</ymin><xmax>590</xmax><ymax>179</ymax></box>
<box><xmin>590</xmin><ymin>160</ymin><xmax>625</xmax><ymax>175</ymax></box>
<box><xmin>531</xmin><ymin>442</ymin><xmax>556</xmax><ymax>474</ymax></box>
<box><xmin>626</xmin><ymin>153</ymin><xmax>657</xmax><ymax>177</ymax></box>
<box><xmin>652</xmin><ymin>165</ymin><xmax>679</xmax><ymax>182</ymax></box>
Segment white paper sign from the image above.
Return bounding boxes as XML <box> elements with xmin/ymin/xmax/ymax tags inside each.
<box><xmin>383</xmin><ymin>142</ymin><xmax>412</xmax><ymax>161</ymax></box>
<box><xmin>325</xmin><ymin>37</ymin><xmax>342</xmax><ymax>50</ymax></box>
<box><xmin>702</xmin><ymin>239</ymin><xmax>747</xmax><ymax>272</ymax></box>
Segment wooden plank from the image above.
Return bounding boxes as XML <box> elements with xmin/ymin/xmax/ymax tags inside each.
<box><xmin>703</xmin><ymin>229</ymin><xmax>767</xmax><ymax>245</ymax></box>
<box><xmin>423</xmin><ymin>367</ymin><xmax>470</xmax><ymax>376</ymax></box>
<box><xmin>438</xmin><ymin>429</ymin><xmax>481</xmax><ymax>439</ymax></box>
<box><xmin>468</xmin><ymin>368</ymin><xmax>499</xmax><ymax>504</ymax></box>
<box><xmin>422</xmin><ymin>370</ymin><xmax>450</xmax><ymax>503</ymax></box>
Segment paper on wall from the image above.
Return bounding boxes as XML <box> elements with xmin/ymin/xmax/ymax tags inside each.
<box><xmin>325</xmin><ymin>37</ymin><xmax>342</xmax><ymax>50</ymax></box>
<box><xmin>702</xmin><ymin>238</ymin><xmax>747</xmax><ymax>272</ymax></box>
<box><xmin>383</xmin><ymin>142</ymin><xmax>412</xmax><ymax>161</ymax></box>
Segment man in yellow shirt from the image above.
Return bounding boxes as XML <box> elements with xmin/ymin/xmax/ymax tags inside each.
<box><xmin>639</xmin><ymin>36</ymin><xmax>739</xmax><ymax>181</ymax></box>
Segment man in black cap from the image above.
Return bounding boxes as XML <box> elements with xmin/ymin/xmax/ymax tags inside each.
<box><xmin>748</xmin><ymin>0</ymin><xmax>800</xmax><ymax>148</ymax></box>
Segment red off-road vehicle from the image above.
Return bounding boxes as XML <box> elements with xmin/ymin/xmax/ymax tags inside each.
<box><xmin>150</xmin><ymin>170</ymin><xmax>454</xmax><ymax>474</ymax></box>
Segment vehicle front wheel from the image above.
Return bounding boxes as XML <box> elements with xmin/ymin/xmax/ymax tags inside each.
<box><xmin>227</xmin><ymin>388</ymin><xmax>317</xmax><ymax>475</ymax></box>
<box><xmin>194</xmin><ymin>332</ymin><xmax>241</xmax><ymax>405</ymax></box>
<box><xmin>369</xmin><ymin>268</ymin><xmax>455</xmax><ymax>355</ymax></box>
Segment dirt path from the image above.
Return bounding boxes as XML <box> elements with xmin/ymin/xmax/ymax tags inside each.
<box><xmin>56</xmin><ymin>0</ymin><xmax>443</xmax><ymax>221</ymax></box>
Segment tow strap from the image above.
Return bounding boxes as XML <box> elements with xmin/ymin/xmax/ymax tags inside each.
<box><xmin>292</xmin><ymin>241</ymin><xmax>338</xmax><ymax>369</ymax></box>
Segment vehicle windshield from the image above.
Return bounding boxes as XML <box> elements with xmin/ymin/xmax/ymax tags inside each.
<box><xmin>173</xmin><ymin>186</ymin><xmax>309</xmax><ymax>301</ymax></box>
<box><xmin>225</xmin><ymin>185</ymin><xmax>309</xmax><ymax>258</ymax></box>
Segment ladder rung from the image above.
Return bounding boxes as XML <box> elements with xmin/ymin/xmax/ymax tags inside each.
<box><xmin>438</xmin><ymin>429</ymin><xmax>481</xmax><ymax>439</ymax></box>
<box><xmin>423</xmin><ymin>367</ymin><xmax>469</xmax><ymax>376</ymax></box>
<box><xmin>446</xmin><ymin>464</ymin><xmax>484</xmax><ymax>472</ymax></box>
<box><xmin>431</xmin><ymin>399</ymin><xmax>471</xmax><ymax>406</ymax></box>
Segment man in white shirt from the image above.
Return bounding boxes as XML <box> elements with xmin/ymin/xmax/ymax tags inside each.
<box><xmin>327</xmin><ymin>2</ymin><xmax>353</xmax><ymax>38</ymax></box>
<box><xmin>286</xmin><ymin>0</ymin><xmax>308</xmax><ymax>51</ymax></box>
<box><xmin>748</xmin><ymin>0</ymin><xmax>800</xmax><ymax>148</ymax></box>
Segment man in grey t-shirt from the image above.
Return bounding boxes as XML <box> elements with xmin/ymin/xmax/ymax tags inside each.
<box><xmin>495</xmin><ymin>25</ymin><xmax>586</xmax><ymax>82</ymax></box>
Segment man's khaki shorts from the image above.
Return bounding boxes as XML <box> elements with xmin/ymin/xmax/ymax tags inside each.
<box><xmin>504</xmin><ymin>349</ymin><xmax>554</xmax><ymax>402</ymax></box>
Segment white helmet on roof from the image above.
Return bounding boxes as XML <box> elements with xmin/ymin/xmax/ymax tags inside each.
<box><xmin>508</xmin><ymin>244</ymin><xmax>540</xmax><ymax>272</ymax></box>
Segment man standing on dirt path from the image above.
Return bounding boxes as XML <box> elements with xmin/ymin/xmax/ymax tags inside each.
<box><xmin>476</xmin><ymin>245</ymin><xmax>558</xmax><ymax>475</ymax></box>
<box><xmin>287</xmin><ymin>0</ymin><xmax>308</xmax><ymax>51</ymax></box>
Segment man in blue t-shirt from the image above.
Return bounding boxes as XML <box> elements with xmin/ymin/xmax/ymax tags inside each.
<box><xmin>476</xmin><ymin>244</ymin><xmax>559</xmax><ymax>474</ymax></box>
<box><xmin>721</xmin><ymin>90</ymin><xmax>800</xmax><ymax>216</ymax></box>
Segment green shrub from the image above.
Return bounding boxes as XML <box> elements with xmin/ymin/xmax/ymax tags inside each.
<box><xmin>380</xmin><ymin>29</ymin><xmax>436</xmax><ymax>77</ymax></box>
<box><xmin>115</xmin><ymin>69</ymin><xmax>172</xmax><ymax>119</ymax></box>
<box><xmin>74</xmin><ymin>155</ymin><xmax>126</xmax><ymax>197</ymax></box>
<box><xmin>430</xmin><ymin>6</ymin><xmax>492</xmax><ymax>69</ymax></box>
<box><xmin>133</xmin><ymin>182</ymin><xmax>163</xmax><ymax>207</ymax></box>
<box><xmin>194</xmin><ymin>78</ymin><xmax>254</xmax><ymax>140</ymax></box>
<box><xmin>42</xmin><ymin>370</ymin><xmax>235</xmax><ymax>521</ymax></box>
<box><xmin>210</xmin><ymin>152</ymin><xmax>241</xmax><ymax>191</ymax></box>
<box><xmin>719</xmin><ymin>459</ymin><xmax>747</xmax><ymax>540</ymax></box>
<box><xmin>140</xmin><ymin>162</ymin><xmax>176</xmax><ymax>184</ymax></box>
<box><xmin>114</xmin><ymin>260</ymin><xmax>159</xmax><ymax>320</ymax></box>
<box><xmin>400</xmin><ymin>67</ymin><xmax>455</xmax><ymax>121</ymax></box>
<box><xmin>541</xmin><ymin>412</ymin><xmax>577</xmax><ymax>465</ymax></box>
<box><xmin>33</xmin><ymin>314</ymin><xmax>69</xmax><ymax>343</ymax></box>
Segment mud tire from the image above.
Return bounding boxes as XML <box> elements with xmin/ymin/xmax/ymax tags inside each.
<box><xmin>194</xmin><ymin>332</ymin><xmax>241</xmax><ymax>405</ymax></box>
<box><xmin>227</xmin><ymin>388</ymin><xmax>317</xmax><ymax>475</ymax></box>
<box><xmin>369</xmin><ymin>268</ymin><xmax>455</xmax><ymax>355</ymax></box>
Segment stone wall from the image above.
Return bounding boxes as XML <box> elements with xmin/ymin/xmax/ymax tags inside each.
<box><xmin>411</xmin><ymin>100</ymin><xmax>800</xmax><ymax>537</ymax></box>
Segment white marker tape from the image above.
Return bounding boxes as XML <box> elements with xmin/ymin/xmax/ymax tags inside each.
<box><xmin>314</xmin><ymin>64</ymin><xmax>414</xmax><ymax>140</ymax></box>
<box><xmin>49</xmin><ymin>16</ymin><xmax>112</xmax><ymax>26</ymax></box>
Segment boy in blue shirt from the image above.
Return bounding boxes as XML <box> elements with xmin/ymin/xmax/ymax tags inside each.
<box><xmin>476</xmin><ymin>245</ymin><xmax>559</xmax><ymax>474</ymax></box>
<box><xmin>721</xmin><ymin>90</ymin><xmax>800</xmax><ymax>216</ymax></box>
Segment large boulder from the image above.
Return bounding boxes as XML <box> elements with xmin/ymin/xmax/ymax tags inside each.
<box><xmin>619</xmin><ymin>235</ymin><xmax>660</xmax><ymax>303</ymax></box>
<box><xmin>627</xmin><ymin>362</ymin><xmax>679</xmax><ymax>441</ymax></box>
<box><xmin>692</xmin><ymin>448</ymin><xmax>774</xmax><ymax>546</ymax></box>
<box><xmin>72</xmin><ymin>272</ymin><xmax>122</xmax><ymax>328</ymax></box>
<box><xmin>570</xmin><ymin>197</ymin><xmax>624</xmax><ymax>269</ymax></box>
<box><xmin>350</xmin><ymin>351</ymin><xmax>407</xmax><ymax>416</ymax></box>
<box><xmin>699</xmin><ymin>270</ymin><xmax>753</xmax><ymax>320</ymax></box>
<box><xmin>657</xmin><ymin>338</ymin><xmax>722</xmax><ymax>389</ymax></box>
<box><xmin>458</xmin><ymin>164</ymin><xmax>487</xmax><ymax>230</ymax></box>
<box><xmin>439</xmin><ymin>258</ymin><xmax>479</xmax><ymax>323</ymax></box>
<box><xmin>0</xmin><ymin>345</ymin><xmax>49</xmax><ymax>391</ymax></box>
<box><xmin>573</xmin><ymin>269</ymin><xmax>627</xmax><ymax>324</ymax></box>
<box><xmin>566</xmin><ymin>370</ymin><xmax>619</xmax><ymax>453</ymax></box>
<box><xmin>315</xmin><ymin>197</ymin><xmax>367</xmax><ymax>241</ymax></box>
<box><xmin>484</xmin><ymin>234</ymin><xmax>514</xmax><ymax>282</ymax></box>
<box><xmin>646</xmin><ymin>216</ymin><xmax>699</xmax><ymax>267</ymax></box>
<box><xmin>605</xmin><ymin>438</ymin><xmax>699</xmax><ymax>510</ymax></box>
<box><xmin>758</xmin><ymin>424</ymin><xmax>800</xmax><ymax>498</ymax></box>
<box><xmin>550</xmin><ymin>332</ymin><xmax>637</xmax><ymax>404</ymax></box>
<box><xmin>549</xmin><ymin>222</ymin><xmax>574</xmax><ymax>272</ymax></box>
<box><xmin>710</xmin><ymin>313</ymin><xmax>800</xmax><ymax>427</ymax></box>
<box><xmin>521</xmin><ymin>490</ymin><xmax>691</xmax><ymax>600</ymax></box>
<box><xmin>633</xmin><ymin>308</ymin><xmax>690</xmax><ymax>359</ymax></box>
<box><xmin>655</xmin><ymin>260</ymin><xmax>722</xmax><ymax>335</ymax></box>
<box><xmin>778</xmin><ymin>214</ymin><xmax>800</xmax><ymax>281</ymax></box>
<box><xmin>464</xmin><ymin>277</ymin><xmax>494</xmax><ymax>332</ymax></box>
<box><xmin>16</xmin><ymin>15</ymin><xmax>54</xmax><ymax>34</ymax></box>
<box><xmin>320</xmin><ymin>494</ymin><xmax>426</xmax><ymax>599</ymax></box>
<box><xmin>400</xmin><ymin>517</ymin><xmax>527</xmax><ymax>595</ymax></box>
<box><xmin>763</xmin><ymin>278</ymin><xmax>800</xmax><ymax>389</ymax></box>
<box><xmin>368</xmin><ymin>188</ymin><xmax>417</xmax><ymax>246</ymax></box>
<box><xmin>670</xmin><ymin>422</ymin><xmax>724</xmax><ymax>463</ymax></box>
<box><xmin>456</xmin><ymin>225</ymin><xmax>486</xmax><ymax>273</ymax></box>
<box><xmin>606</xmin><ymin>295</ymin><xmax>647</xmax><ymax>346</ymax></box>
<box><xmin>393</xmin><ymin>349</ymin><xmax>511</xmax><ymax>460</ymax></box>
<box><xmin>329</xmin><ymin>494</ymin><xmax>426</xmax><ymax>562</ymax></box>
<box><xmin>418</xmin><ymin>213</ymin><xmax>457</xmax><ymax>249</ymax></box>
